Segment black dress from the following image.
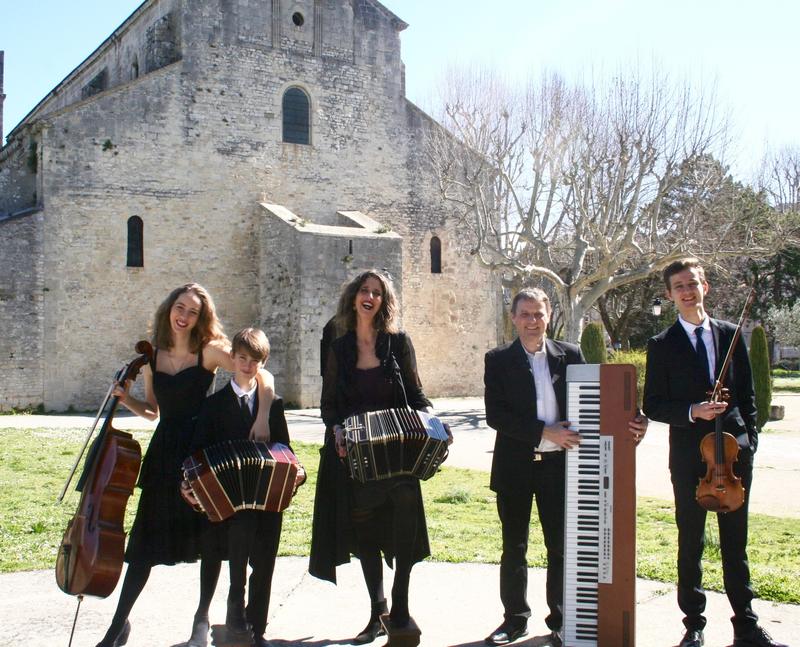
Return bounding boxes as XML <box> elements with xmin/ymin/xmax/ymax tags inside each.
<box><xmin>309</xmin><ymin>330</ymin><xmax>433</xmax><ymax>583</ymax></box>
<box><xmin>124</xmin><ymin>349</ymin><xmax>214</xmax><ymax>566</ymax></box>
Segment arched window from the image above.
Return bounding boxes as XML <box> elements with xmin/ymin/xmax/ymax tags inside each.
<box><xmin>282</xmin><ymin>87</ymin><xmax>310</xmax><ymax>145</ymax></box>
<box><xmin>131</xmin><ymin>58</ymin><xmax>139</xmax><ymax>80</ymax></box>
<box><xmin>127</xmin><ymin>216</ymin><xmax>144</xmax><ymax>267</ymax></box>
<box><xmin>430</xmin><ymin>236</ymin><xmax>442</xmax><ymax>274</ymax></box>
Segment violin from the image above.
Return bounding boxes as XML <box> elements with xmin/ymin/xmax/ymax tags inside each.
<box><xmin>55</xmin><ymin>341</ymin><xmax>153</xmax><ymax>598</ymax></box>
<box><xmin>695</xmin><ymin>289</ymin><xmax>755</xmax><ymax>514</ymax></box>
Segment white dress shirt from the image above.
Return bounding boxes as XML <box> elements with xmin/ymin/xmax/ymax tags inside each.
<box><xmin>678</xmin><ymin>315</ymin><xmax>715</xmax><ymax>422</ymax></box>
<box><xmin>523</xmin><ymin>344</ymin><xmax>561</xmax><ymax>453</ymax></box>
<box><xmin>231</xmin><ymin>379</ymin><xmax>257</xmax><ymax>414</ymax></box>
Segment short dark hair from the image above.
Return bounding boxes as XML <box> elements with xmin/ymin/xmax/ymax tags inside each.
<box><xmin>511</xmin><ymin>287</ymin><xmax>551</xmax><ymax>315</ymax></box>
<box><xmin>231</xmin><ymin>327</ymin><xmax>270</xmax><ymax>362</ymax></box>
<box><xmin>663</xmin><ymin>258</ymin><xmax>706</xmax><ymax>290</ymax></box>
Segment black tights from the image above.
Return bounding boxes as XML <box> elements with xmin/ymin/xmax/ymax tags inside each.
<box><xmin>352</xmin><ymin>482</ymin><xmax>417</xmax><ymax>621</ymax></box>
<box><xmin>97</xmin><ymin>557</ymin><xmax>221</xmax><ymax>645</ymax></box>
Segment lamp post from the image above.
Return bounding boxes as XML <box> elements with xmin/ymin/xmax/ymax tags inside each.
<box><xmin>652</xmin><ymin>297</ymin><xmax>662</xmax><ymax>316</ymax></box>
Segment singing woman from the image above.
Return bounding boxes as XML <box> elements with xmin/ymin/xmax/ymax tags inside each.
<box><xmin>309</xmin><ymin>269</ymin><xmax>447</xmax><ymax>644</ymax></box>
<box><xmin>96</xmin><ymin>283</ymin><xmax>274</xmax><ymax>647</ymax></box>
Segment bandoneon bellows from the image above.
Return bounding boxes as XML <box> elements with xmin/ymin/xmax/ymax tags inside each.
<box><xmin>343</xmin><ymin>408</ymin><xmax>449</xmax><ymax>482</ymax></box>
<box><xmin>182</xmin><ymin>440</ymin><xmax>300</xmax><ymax>522</ymax></box>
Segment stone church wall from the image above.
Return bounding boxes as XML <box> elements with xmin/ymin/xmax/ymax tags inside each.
<box><xmin>0</xmin><ymin>0</ymin><xmax>499</xmax><ymax>410</ymax></box>
<box><xmin>0</xmin><ymin>136</ymin><xmax>38</xmax><ymax>214</ymax></box>
<box><xmin>258</xmin><ymin>205</ymin><xmax>403</xmax><ymax>406</ymax></box>
<box><xmin>0</xmin><ymin>210</ymin><xmax>44</xmax><ymax>410</ymax></box>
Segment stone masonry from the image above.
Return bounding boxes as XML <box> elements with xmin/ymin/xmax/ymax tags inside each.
<box><xmin>0</xmin><ymin>0</ymin><xmax>499</xmax><ymax>410</ymax></box>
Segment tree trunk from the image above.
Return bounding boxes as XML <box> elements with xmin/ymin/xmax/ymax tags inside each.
<box><xmin>562</xmin><ymin>303</ymin><xmax>584</xmax><ymax>344</ymax></box>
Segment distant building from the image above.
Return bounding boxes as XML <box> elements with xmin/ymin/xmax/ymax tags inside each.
<box><xmin>0</xmin><ymin>0</ymin><xmax>499</xmax><ymax>410</ymax></box>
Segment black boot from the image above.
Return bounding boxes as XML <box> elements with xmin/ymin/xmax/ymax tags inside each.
<box><xmin>95</xmin><ymin>620</ymin><xmax>131</xmax><ymax>647</ymax></box>
<box><xmin>353</xmin><ymin>599</ymin><xmax>388</xmax><ymax>645</ymax></box>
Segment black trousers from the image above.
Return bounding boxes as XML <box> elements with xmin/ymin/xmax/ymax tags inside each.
<box><xmin>670</xmin><ymin>447</ymin><xmax>757</xmax><ymax>635</ymax></box>
<box><xmin>227</xmin><ymin>510</ymin><xmax>282</xmax><ymax>638</ymax></box>
<box><xmin>496</xmin><ymin>451</ymin><xmax>565</xmax><ymax>632</ymax></box>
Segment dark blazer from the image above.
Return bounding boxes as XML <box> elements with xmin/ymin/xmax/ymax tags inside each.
<box><xmin>643</xmin><ymin>318</ymin><xmax>757</xmax><ymax>466</ymax></box>
<box><xmin>193</xmin><ymin>383</ymin><xmax>291</xmax><ymax>451</ymax></box>
<box><xmin>484</xmin><ymin>337</ymin><xmax>584</xmax><ymax>494</ymax></box>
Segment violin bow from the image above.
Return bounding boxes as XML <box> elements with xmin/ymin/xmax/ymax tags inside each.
<box><xmin>710</xmin><ymin>286</ymin><xmax>756</xmax><ymax>402</ymax></box>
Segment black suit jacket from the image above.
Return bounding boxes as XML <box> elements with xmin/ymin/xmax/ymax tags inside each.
<box><xmin>193</xmin><ymin>382</ymin><xmax>291</xmax><ymax>451</ymax></box>
<box><xmin>643</xmin><ymin>318</ymin><xmax>757</xmax><ymax>467</ymax></box>
<box><xmin>484</xmin><ymin>337</ymin><xmax>584</xmax><ymax>494</ymax></box>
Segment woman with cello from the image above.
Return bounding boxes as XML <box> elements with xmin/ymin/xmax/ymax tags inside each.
<box><xmin>95</xmin><ymin>283</ymin><xmax>274</xmax><ymax>647</ymax></box>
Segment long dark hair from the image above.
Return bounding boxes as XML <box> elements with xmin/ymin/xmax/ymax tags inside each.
<box><xmin>335</xmin><ymin>270</ymin><xmax>399</xmax><ymax>334</ymax></box>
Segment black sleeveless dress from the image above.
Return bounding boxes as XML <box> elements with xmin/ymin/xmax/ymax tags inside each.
<box><xmin>124</xmin><ymin>349</ymin><xmax>214</xmax><ymax>566</ymax></box>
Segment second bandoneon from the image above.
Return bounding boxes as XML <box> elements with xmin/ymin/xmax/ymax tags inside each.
<box><xmin>343</xmin><ymin>408</ymin><xmax>449</xmax><ymax>482</ymax></box>
<box><xmin>182</xmin><ymin>440</ymin><xmax>300</xmax><ymax>522</ymax></box>
<box><xmin>564</xmin><ymin>364</ymin><xmax>637</xmax><ymax>647</ymax></box>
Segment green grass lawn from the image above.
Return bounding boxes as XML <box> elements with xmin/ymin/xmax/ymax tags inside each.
<box><xmin>2</xmin><ymin>428</ymin><xmax>799</xmax><ymax>604</ymax></box>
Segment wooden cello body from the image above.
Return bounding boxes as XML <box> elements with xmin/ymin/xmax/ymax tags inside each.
<box><xmin>56</xmin><ymin>341</ymin><xmax>152</xmax><ymax>598</ymax></box>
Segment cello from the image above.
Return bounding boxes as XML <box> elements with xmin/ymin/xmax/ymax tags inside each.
<box><xmin>695</xmin><ymin>288</ymin><xmax>755</xmax><ymax>513</ymax></box>
<box><xmin>56</xmin><ymin>340</ymin><xmax>153</xmax><ymax>598</ymax></box>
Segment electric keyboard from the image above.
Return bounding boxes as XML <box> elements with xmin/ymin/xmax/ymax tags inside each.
<box><xmin>563</xmin><ymin>363</ymin><xmax>637</xmax><ymax>647</ymax></box>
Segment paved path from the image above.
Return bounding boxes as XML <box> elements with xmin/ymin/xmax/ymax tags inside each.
<box><xmin>3</xmin><ymin>559</ymin><xmax>797</xmax><ymax>647</ymax></box>
<box><xmin>1</xmin><ymin>394</ymin><xmax>798</xmax><ymax>646</ymax></box>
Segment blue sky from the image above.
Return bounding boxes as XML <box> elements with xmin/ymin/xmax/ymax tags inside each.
<box><xmin>2</xmin><ymin>0</ymin><xmax>797</xmax><ymax>179</ymax></box>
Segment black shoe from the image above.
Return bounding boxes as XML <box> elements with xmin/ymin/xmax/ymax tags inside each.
<box><xmin>485</xmin><ymin>621</ymin><xmax>528</xmax><ymax>646</ymax></box>
<box><xmin>253</xmin><ymin>636</ymin><xmax>272</xmax><ymax>647</ymax></box>
<box><xmin>679</xmin><ymin>629</ymin><xmax>704</xmax><ymax>647</ymax></box>
<box><xmin>187</xmin><ymin>615</ymin><xmax>209</xmax><ymax>647</ymax></box>
<box><xmin>549</xmin><ymin>629</ymin><xmax>563</xmax><ymax>647</ymax></box>
<box><xmin>733</xmin><ymin>626</ymin><xmax>788</xmax><ymax>647</ymax></box>
<box><xmin>352</xmin><ymin>599</ymin><xmax>388</xmax><ymax>645</ymax></box>
<box><xmin>95</xmin><ymin>620</ymin><xmax>131</xmax><ymax>647</ymax></box>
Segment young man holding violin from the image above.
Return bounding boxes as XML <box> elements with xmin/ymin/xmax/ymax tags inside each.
<box><xmin>643</xmin><ymin>258</ymin><xmax>786</xmax><ymax>647</ymax></box>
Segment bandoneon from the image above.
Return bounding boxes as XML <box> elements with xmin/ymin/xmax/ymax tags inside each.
<box><xmin>343</xmin><ymin>408</ymin><xmax>449</xmax><ymax>482</ymax></box>
<box><xmin>182</xmin><ymin>440</ymin><xmax>300</xmax><ymax>522</ymax></box>
<box><xmin>563</xmin><ymin>364</ymin><xmax>637</xmax><ymax>647</ymax></box>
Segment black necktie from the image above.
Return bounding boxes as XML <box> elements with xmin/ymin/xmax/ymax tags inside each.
<box><xmin>240</xmin><ymin>394</ymin><xmax>251</xmax><ymax>418</ymax></box>
<box><xmin>695</xmin><ymin>327</ymin><xmax>711</xmax><ymax>386</ymax></box>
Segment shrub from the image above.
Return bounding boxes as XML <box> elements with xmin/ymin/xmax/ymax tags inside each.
<box><xmin>749</xmin><ymin>325</ymin><xmax>772</xmax><ymax>430</ymax></box>
<box><xmin>580</xmin><ymin>323</ymin><xmax>607</xmax><ymax>364</ymax></box>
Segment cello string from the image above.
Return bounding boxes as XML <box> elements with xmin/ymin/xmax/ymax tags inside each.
<box><xmin>57</xmin><ymin>383</ymin><xmax>115</xmax><ymax>502</ymax></box>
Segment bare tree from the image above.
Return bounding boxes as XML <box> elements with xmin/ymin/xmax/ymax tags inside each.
<box><xmin>759</xmin><ymin>146</ymin><xmax>800</xmax><ymax>214</ymax></box>
<box><xmin>426</xmin><ymin>69</ymin><xmax>797</xmax><ymax>341</ymax></box>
